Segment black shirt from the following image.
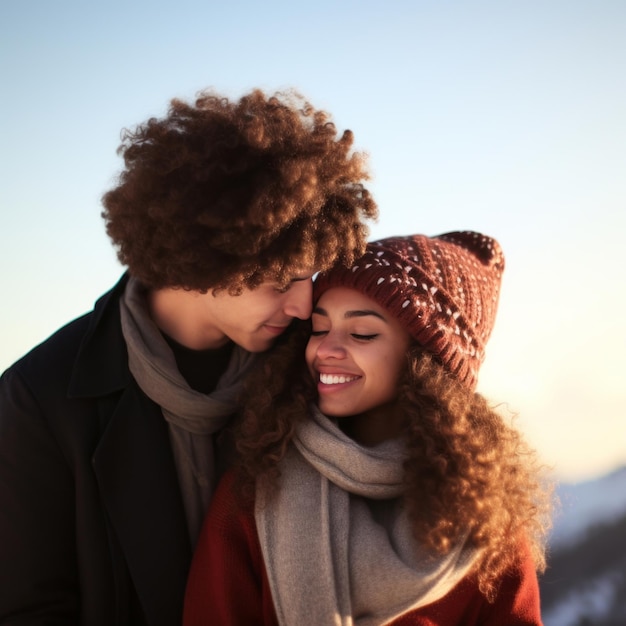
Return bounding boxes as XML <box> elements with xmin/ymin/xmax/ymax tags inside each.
<box><xmin>162</xmin><ymin>334</ymin><xmax>234</xmax><ymax>394</ymax></box>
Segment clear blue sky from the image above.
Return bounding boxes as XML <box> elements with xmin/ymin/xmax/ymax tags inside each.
<box><xmin>1</xmin><ymin>0</ymin><xmax>625</xmax><ymax>482</ymax></box>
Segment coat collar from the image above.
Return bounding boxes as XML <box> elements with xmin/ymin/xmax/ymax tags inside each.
<box><xmin>68</xmin><ymin>273</ymin><xmax>131</xmax><ymax>399</ymax></box>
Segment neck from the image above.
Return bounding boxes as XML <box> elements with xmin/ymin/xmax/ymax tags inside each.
<box><xmin>147</xmin><ymin>287</ymin><xmax>230</xmax><ymax>350</ymax></box>
<box><xmin>339</xmin><ymin>403</ymin><xmax>404</xmax><ymax>447</ymax></box>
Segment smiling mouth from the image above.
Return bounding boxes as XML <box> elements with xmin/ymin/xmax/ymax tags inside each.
<box><xmin>319</xmin><ymin>373</ymin><xmax>360</xmax><ymax>385</ymax></box>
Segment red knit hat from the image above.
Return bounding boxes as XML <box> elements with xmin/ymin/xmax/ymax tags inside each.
<box><xmin>312</xmin><ymin>231</ymin><xmax>505</xmax><ymax>389</ymax></box>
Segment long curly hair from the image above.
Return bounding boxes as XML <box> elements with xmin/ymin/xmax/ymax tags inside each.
<box><xmin>101</xmin><ymin>89</ymin><xmax>377</xmax><ymax>291</ymax></box>
<box><xmin>234</xmin><ymin>320</ymin><xmax>553</xmax><ymax>601</ymax></box>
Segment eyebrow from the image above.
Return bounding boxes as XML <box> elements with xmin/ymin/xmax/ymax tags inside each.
<box><xmin>313</xmin><ymin>306</ymin><xmax>387</xmax><ymax>322</ymax></box>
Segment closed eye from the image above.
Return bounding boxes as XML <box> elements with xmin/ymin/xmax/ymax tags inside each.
<box><xmin>310</xmin><ymin>331</ymin><xmax>379</xmax><ymax>340</ymax></box>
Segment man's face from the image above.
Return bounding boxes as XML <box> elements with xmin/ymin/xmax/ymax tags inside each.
<box><xmin>200</xmin><ymin>271</ymin><xmax>315</xmax><ymax>352</ymax></box>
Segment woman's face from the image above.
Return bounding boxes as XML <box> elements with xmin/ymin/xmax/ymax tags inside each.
<box><xmin>306</xmin><ymin>287</ymin><xmax>411</xmax><ymax>421</ymax></box>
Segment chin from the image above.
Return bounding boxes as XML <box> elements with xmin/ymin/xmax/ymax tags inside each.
<box><xmin>318</xmin><ymin>403</ymin><xmax>352</xmax><ymax>418</ymax></box>
<box><xmin>243</xmin><ymin>336</ymin><xmax>276</xmax><ymax>353</ymax></box>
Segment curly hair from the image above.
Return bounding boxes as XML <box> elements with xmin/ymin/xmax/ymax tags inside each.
<box><xmin>101</xmin><ymin>89</ymin><xmax>377</xmax><ymax>292</ymax></box>
<box><xmin>234</xmin><ymin>324</ymin><xmax>553</xmax><ymax>601</ymax></box>
<box><xmin>397</xmin><ymin>346</ymin><xmax>553</xmax><ymax>599</ymax></box>
<box><xmin>233</xmin><ymin>320</ymin><xmax>314</xmax><ymax>502</ymax></box>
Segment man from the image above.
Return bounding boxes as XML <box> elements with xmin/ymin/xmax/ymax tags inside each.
<box><xmin>0</xmin><ymin>88</ymin><xmax>377</xmax><ymax>625</ymax></box>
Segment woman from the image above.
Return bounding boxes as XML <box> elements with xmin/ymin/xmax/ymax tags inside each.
<box><xmin>184</xmin><ymin>231</ymin><xmax>553</xmax><ymax>625</ymax></box>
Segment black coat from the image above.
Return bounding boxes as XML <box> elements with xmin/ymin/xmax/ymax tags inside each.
<box><xmin>0</xmin><ymin>275</ymin><xmax>192</xmax><ymax>625</ymax></box>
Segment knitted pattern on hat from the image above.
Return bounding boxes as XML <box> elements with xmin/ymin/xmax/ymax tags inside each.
<box><xmin>313</xmin><ymin>231</ymin><xmax>505</xmax><ymax>389</ymax></box>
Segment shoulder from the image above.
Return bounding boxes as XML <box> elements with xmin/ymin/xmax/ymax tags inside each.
<box><xmin>484</xmin><ymin>543</ymin><xmax>542</xmax><ymax>624</ymax></box>
<box><xmin>2</xmin><ymin>276</ymin><xmax>129</xmax><ymax>399</ymax></box>
<box><xmin>194</xmin><ymin>469</ymin><xmax>262</xmax><ymax>567</ymax></box>
<box><xmin>192</xmin><ymin>470</ymin><xmax>262</xmax><ymax>582</ymax></box>
<box><xmin>204</xmin><ymin>470</ymin><xmax>255</xmax><ymax>533</ymax></box>
<box><xmin>7</xmin><ymin>313</ymin><xmax>91</xmax><ymax>379</ymax></box>
<box><xmin>0</xmin><ymin>312</ymin><xmax>94</xmax><ymax>419</ymax></box>
<box><xmin>393</xmin><ymin>543</ymin><xmax>541</xmax><ymax>626</ymax></box>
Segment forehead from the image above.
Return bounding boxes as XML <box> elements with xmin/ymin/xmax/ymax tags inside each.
<box><xmin>314</xmin><ymin>287</ymin><xmax>387</xmax><ymax>316</ymax></box>
<box><xmin>267</xmin><ymin>265</ymin><xmax>317</xmax><ymax>283</ymax></box>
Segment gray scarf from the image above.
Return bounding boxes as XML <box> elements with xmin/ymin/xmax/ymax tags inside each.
<box><xmin>256</xmin><ymin>406</ymin><xmax>481</xmax><ymax>626</ymax></box>
<box><xmin>119</xmin><ymin>277</ymin><xmax>257</xmax><ymax>546</ymax></box>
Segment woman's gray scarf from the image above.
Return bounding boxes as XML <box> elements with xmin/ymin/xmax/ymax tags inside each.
<box><xmin>255</xmin><ymin>406</ymin><xmax>481</xmax><ymax>626</ymax></box>
<box><xmin>119</xmin><ymin>277</ymin><xmax>257</xmax><ymax>546</ymax></box>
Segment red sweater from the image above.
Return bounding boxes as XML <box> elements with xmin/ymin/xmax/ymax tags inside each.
<box><xmin>184</xmin><ymin>472</ymin><xmax>543</xmax><ymax>625</ymax></box>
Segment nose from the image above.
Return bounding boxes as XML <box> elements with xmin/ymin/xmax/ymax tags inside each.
<box><xmin>313</xmin><ymin>332</ymin><xmax>347</xmax><ymax>360</ymax></box>
<box><xmin>283</xmin><ymin>278</ymin><xmax>313</xmax><ymax>320</ymax></box>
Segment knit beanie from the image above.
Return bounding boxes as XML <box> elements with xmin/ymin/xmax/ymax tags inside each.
<box><xmin>312</xmin><ymin>231</ymin><xmax>505</xmax><ymax>389</ymax></box>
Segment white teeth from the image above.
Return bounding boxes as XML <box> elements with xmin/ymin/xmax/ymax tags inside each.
<box><xmin>319</xmin><ymin>373</ymin><xmax>358</xmax><ymax>385</ymax></box>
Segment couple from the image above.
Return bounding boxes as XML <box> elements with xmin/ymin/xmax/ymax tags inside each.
<box><xmin>0</xmin><ymin>88</ymin><xmax>551</xmax><ymax>625</ymax></box>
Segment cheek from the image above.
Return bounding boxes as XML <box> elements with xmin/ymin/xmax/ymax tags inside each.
<box><xmin>379</xmin><ymin>349</ymin><xmax>406</xmax><ymax>386</ymax></box>
<box><xmin>257</xmin><ymin>297</ymin><xmax>280</xmax><ymax>317</ymax></box>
